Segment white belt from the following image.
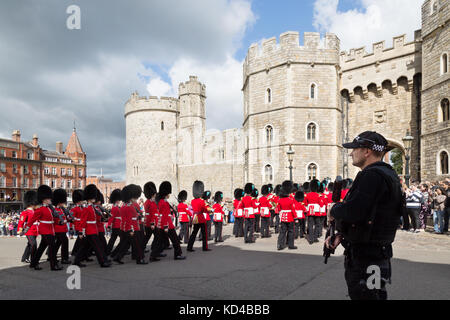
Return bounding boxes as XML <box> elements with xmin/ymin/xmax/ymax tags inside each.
<box><xmin>145</xmin><ymin>213</ymin><xmax>150</xmax><ymax>216</ymax></box>
<box><xmin>74</xmin><ymin>218</ymin><xmax>81</xmax><ymax>221</ymax></box>
<box><xmin>280</xmin><ymin>210</ymin><xmax>291</xmax><ymax>214</ymax></box>
<box><xmin>308</xmin><ymin>204</ymin><xmax>320</xmax><ymax>212</ymax></box>
<box><xmin>131</xmin><ymin>218</ymin><xmax>137</xmax><ymax>221</ymax></box>
<box><xmin>33</xmin><ymin>222</ymin><xmax>39</xmax><ymax>225</ymax></box>
<box><xmin>39</xmin><ymin>220</ymin><xmax>54</xmax><ymax>224</ymax></box>
<box><xmin>114</xmin><ymin>217</ymin><xmax>122</xmax><ymax>219</ymax></box>
<box><xmin>87</xmin><ymin>221</ymin><xmax>96</xmax><ymax>224</ymax></box>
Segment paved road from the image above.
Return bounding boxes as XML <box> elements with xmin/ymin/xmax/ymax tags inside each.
<box><xmin>0</xmin><ymin>225</ymin><xmax>449</xmax><ymax>300</ymax></box>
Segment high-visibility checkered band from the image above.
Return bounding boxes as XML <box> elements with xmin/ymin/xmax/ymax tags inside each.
<box><xmin>372</xmin><ymin>144</ymin><xmax>385</xmax><ymax>152</ymax></box>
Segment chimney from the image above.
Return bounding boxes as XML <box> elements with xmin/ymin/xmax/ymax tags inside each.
<box><xmin>32</xmin><ymin>134</ymin><xmax>39</xmax><ymax>147</ymax></box>
<box><xmin>56</xmin><ymin>141</ymin><xmax>63</xmax><ymax>154</ymax></box>
<box><xmin>12</xmin><ymin>130</ymin><xmax>21</xmax><ymax>142</ymax></box>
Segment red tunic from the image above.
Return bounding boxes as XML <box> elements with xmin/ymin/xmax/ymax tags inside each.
<box><xmin>178</xmin><ymin>203</ymin><xmax>190</xmax><ymax>223</ymax></box>
<box><xmin>233</xmin><ymin>199</ymin><xmax>243</xmax><ymax>218</ymax></box>
<box><xmin>240</xmin><ymin>196</ymin><xmax>255</xmax><ymax>219</ymax></box>
<box><xmin>71</xmin><ymin>206</ymin><xmax>84</xmax><ymax>232</ymax></box>
<box><xmin>54</xmin><ymin>207</ymin><xmax>68</xmax><ymax>233</ymax></box>
<box><xmin>272</xmin><ymin>196</ymin><xmax>280</xmax><ymax>214</ymax></box>
<box><xmin>276</xmin><ymin>197</ymin><xmax>295</xmax><ymax>223</ymax></box>
<box><xmin>29</xmin><ymin>206</ymin><xmax>55</xmax><ymax>235</ymax></box>
<box><xmin>212</xmin><ymin>203</ymin><xmax>224</xmax><ymax>222</ymax></box>
<box><xmin>191</xmin><ymin>198</ymin><xmax>208</xmax><ymax>224</ymax></box>
<box><xmin>158</xmin><ymin>199</ymin><xmax>175</xmax><ymax>230</ymax></box>
<box><xmin>293</xmin><ymin>201</ymin><xmax>307</xmax><ymax>220</ymax></box>
<box><xmin>144</xmin><ymin>199</ymin><xmax>158</xmax><ymax>227</ymax></box>
<box><xmin>121</xmin><ymin>203</ymin><xmax>139</xmax><ymax>232</ymax></box>
<box><xmin>80</xmin><ymin>205</ymin><xmax>99</xmax><ymax>235</ymax></box>
<box><xmin>258</xmin><ymin>196</ymin><xmax>271</xmax><ymax>217</ymax></box>
<box><xmin>341</xmin><ymin>189</ymin><xmax>349</xmax><ymax>200</ymax></box>
<box><xmin>252</xmin><ymin>198</ymin><xmax>260</xmax><ymax>215</ymax></box>
<box><xmin>107</xmin><ymin>206</ymin><xmax>122</xmax><ymax>229</ymax></box>
<box><xmin>304</xmin><ymin>192</ymin><xmax>324</xmax><ymax>216</ymax></box>
<box><xmin>18</xmin><ymin>209</ymin><xmax>39</xmax><ymax>236</ymax></box>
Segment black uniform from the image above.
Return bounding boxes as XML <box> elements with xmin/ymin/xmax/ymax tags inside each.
<box><xmin>331</xmin><ymin>161</ymin><xmax>403</xmax><ymax>300</ymax></box>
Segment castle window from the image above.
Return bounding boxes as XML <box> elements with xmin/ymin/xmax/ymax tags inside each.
<box><xmin>161</xmin><ymin>121</ymin><xmax>164</xmax><ymax>131</ymax></box>
<box><xmin>307</xmin><ymin>163</ymin><xmax>318</xmax><ymax>181</ymax></box>
<box><xmin>307</xmin><ymin>122</ymin><xmax>317</xmax><ymax>141</ymax></box>
<box><xmin>439</xmin><ymin>151</ymin><xmax>449</xmax><ymax>175</ymax></box>
<box><xmin>265</xmin><ymin>164</ymin><xmax>273</xmax><ymax>182</ymax></box>
<box><xmin>266</xmin><ymin>125</ymin><xmax>273</xmax><ymax>145</ymax></box>
<box><xmin>266</xmin><ymin>88</ymin><xmax>272</xmax><ymax>104</ymax></box>
<box><xmin>442</xmin><ymin>99</ymin><xmax>449</xmax><ymax>122</ymax></box>
<box><xmin>441</xmin><ymin>53</ymin><xmax>448</xmax><ymax>75</ymax></box>
<box><xmin>310</xmin><ymin>83</ymin><xmax>317</xmax><ymax>100</ymax></box>
<box><xmin>0</xmin><ymin>176</ymin><xmax>5</xmax><ymax>187</ymax></box>
<box><xmin>430</xmin><ymin>0</ymin><xmax>438</xmax><ymax>15</ymax></box>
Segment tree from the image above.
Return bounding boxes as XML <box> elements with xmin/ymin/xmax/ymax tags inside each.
<box><xmin>390</xmin><ymin>149</ymin><xmax>403</xmax><ymax>175</ymax></box>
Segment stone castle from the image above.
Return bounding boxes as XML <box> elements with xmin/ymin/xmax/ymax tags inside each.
<box><xmin>125</xmin><ymin>0</ymin><xmax>449</xmax><ymax>198</ymax></box>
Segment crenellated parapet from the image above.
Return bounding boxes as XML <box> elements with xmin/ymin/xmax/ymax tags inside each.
<box><xmin>179</xmin><ymin>75</ymin><xmax>206</xmax><ymax>98</ymax></box>
<box><xmin>243</xmin><ymin>31</ymin><xmax>340</xmax><ymax>83</ymax></box>
<box><xmin>124</xmin><ymin>91</ymin><xmax>179</xmax><ymax>117</ymax></box>
<box><xmin>340</xmin><ymin>31</ymin><xmax>422</xmax><ymax>98</ymax></box>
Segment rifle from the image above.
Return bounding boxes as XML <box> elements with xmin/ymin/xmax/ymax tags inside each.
<box><xmin>323</xmin><ymin>219</ymin><xmax>336</xmax><ymax>264</ymax></box>
<box><xmin>48</xmin><ymin>204</ymin><xmax>65</xmax><ymax>225</ymax></box>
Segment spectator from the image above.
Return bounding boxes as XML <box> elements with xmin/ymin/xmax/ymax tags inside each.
<box><xmin>445</xmin><ymin>189</ymin><xmax>450</xmax><ymax>233</ymax></box>
<box><xmin>431</xmin><ymin>188</ymin><xmax>446</xmax><ymax>234</ymax></box>
<box><xmin>419</xmin><ymin>184</ymin><xmax>432</xmax><ymax>229</ymax></box>
<box><xmin>405</xmin><ymin>184</ymin><xmax>423</xmax><ymax>232</ymax></box>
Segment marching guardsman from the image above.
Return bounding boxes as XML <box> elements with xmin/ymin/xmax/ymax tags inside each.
<box><xmin>129</xmin><ymin>184</ymin><xmax>146</xmax><ymax>258</ymax></box>
<box><xmin>70</xmin><ymin>189</ymin><xmax>84</xmax><ymax>257</ymax></box>
<box><xmin>18</xmin><ymin>191</ymin><xmax>39</xmax><ymax>264</ymax></box>
<box><xmin>27</xmin><ymin>185</ymin><xmax>63</xmax><ymax>271</ymax></box>
<box><xmin>304</xmin><ymin>179</ymin><xmax>323</xmax><ymax>244</ymax></box>
<box><xmin>200</xmin><ymin>191</ymin><xmax>213</xmax><ymax>241</ymax></box>
<box><xmin>52</xmin><ymin>189</ymin><xmax>71</xmax><ymax>264</ymax></box>
<box><xmin>187</xmin><ymin>181</ymin><xmax>211</xmax><ymax>252</ymax></box>
<box><xmin>113</xmin><ymin>185</ymin><xmax>147</xmax><ymax>264</ymax></box>
<box><xmin>267</xmin><ymin>184</ymin><xmax>275</xmax><ymax>228</ymax></box>
<box><xmin>272</xmin><ymin>184</ymin><xmax>281</xmax><ymax>233</ymax></box>
<box><xmin>302</xmin><ymin>182</ymin><xmax>310</xmax><ymax>238</ymax></box>
<box><xmin>73</xmin><ymin>184</ymin><xmax>111</xmax><ymax>268</ymax></box>
<box><xmin>233</xmin><ymin>188</ymin><xmax>244</xmax><ymax>237</ymax></box>
<box><xmin>152</xmin><ymin>181</ymin><xmax>185</xmax><ymax>260</ymax></box>
<box><xmin>106</xmin><ymin>189</ymin><xmax>122</xmax><ymax>256</ymax></box>
<box><xmin>212</xmin><ymin>191</ymin><xmax>225</xmax><ymax>243</ymax></box>
<box><xmin>143</xmin><ymin>182</ymin><xmax>157</xmax><ymax>250</ymax></box>
<box><xmin>277</xmin><ymin>181</ymin><xmax>297</xmax><ymax>250</ymax></box>
<box><xmin>252</xmin><ymin>188</ymin><xmax>261</xmax><ymax>233</ymax></box>
<box><xmin>177</xmin><ymin>190</ymin><xmax>190</xmax><ymax>244</ymax></box>
<box><xmin>240</xmin><ymin>183</ymin><xmax>256</xmax><ymax>243</ymax></box>
<box><xmin>259</xmin><ymin>185</ymin><xmax>272</xmax><ymax>238</ymax></box>
<box><xmin>93</xmin><ymin>190</ymin><xmax>108</xmax><ymax>255</ymax></box>
<box><xmin>294</xmin><ymin>191</ymin><xmax>307</xmax><ymax>239</ymax></box>
<box><xmin>318</xmin><ymin>182</ymin><xmax>328</xmax><ymax>238</ymax></box>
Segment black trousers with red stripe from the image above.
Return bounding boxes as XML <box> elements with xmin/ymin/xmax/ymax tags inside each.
<box><xmin>54</xmin><ymin>232</ymin><xmax>69</xmax><ymax>261</ymax></box>
<box><xmin>31</xmin><ymin>234</ymin><xmax>57</xmax><ymax>268</ymax></box>
<box><xmin>187</xmin><ymin>223</ymin><xmax>208</xmax><ymax>251</ymax></box>
<box><xmin>106</xmin><ymin>228</ymin><xmax>120</xmax><ymax>256</ymax></box>
<box><xmin>74</xmin><ymin>234</ymin><xmax>106</xmax><ymax>266</ymax></box>
<box><xmin>22</xmin><ymin>235</ymin><xmax>37</xmax><ymax>262</ymax></box>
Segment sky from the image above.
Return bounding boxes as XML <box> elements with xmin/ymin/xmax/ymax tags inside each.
<box><xmin>0</xmin><ymin>0</ymin><xmax>424</xmax><ymax>181</ymax></box>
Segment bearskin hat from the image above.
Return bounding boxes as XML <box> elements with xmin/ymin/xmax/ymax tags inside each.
<box><xmin>84</xmin><ymin>184</ymin><xmax>98</xmax><ymax>201</ymax></box>
<box><xmin>332</xmin><ymin>180</ymin><xmax>343</xmax><ymax>203</ymax></box>
<box><xmin>178</xmin><ymin>190</ymin><xmax>187</xmax><ymax>202</ymax></box>
<box><xmin>121</xmin><ymin>185</ymin><xmax>133</xmax><ymax>203</ymax></box>
<box><xmin>267</xmin><ymin>184</ymin><xmax>273</xmax><ymax>193</ymax></box>
<box><xmin>274</xmin><ymin>184</ymin><xmax>282</xmax><ymax>196</ymax></box>
<box><xmin>202</xmin><ymin>191</ymin><xmax>211</xmax><ymax>200</ymax></box>
<box><xmin>214</xmin><ymin>191</ymin><xmax>223</xmax><ymax>203</ymax></box>
<box><xmin>95</xmin><ymin>190</ymin><xmax>104</xmax><ymax>204</ymax></box>
<box><xmin>193</xmin><ymin>181</ymin><xmax>204</xmax><ymax>199</ymax></box>
<box><xmin>109</xmin><ymin>189</ymin><xmax>122</xmax><ymax>204</ymax></box>
<box><xmin>251</xmin><ymin>188</ymin><xmax>259</xmax><ymax>198</ymax></box>
<box><xmin>294</xmin><ymin>191</ymin><xmax>305</xmax><ymax>202</ymax></box>
<box><xmin>292</xmin><ymin>183</ymin><xmax>299</xmax><ymax>193</ymax></box>
<box><xmin>72</xmin><ymin>189</ymin><xmax>84</xmax><ymax>204</ymax></box>
<box><xmin>37</xmin><ymin>185</ymin><xmax>53</xmax><ymax>203</ymax></box>
<box><xmin>327</xmin><ymin>182</ymin><xmax>334</xmax><ymax>192</ymax></box>
<box><xmin>310</xmin><ymin>179</ymin><xmax>320</xmax><ymax>192</ymax></box>
<box><xmin>281</xmin><ymin>181</ymin><xmax>293</xmax><ymax>198</ymax></box>
<box><xmin>303</xmin><ymin>182</ymin><xmax>310</xmax><ymax>193</ymax></box>
<box><xmin>52</xmin><ymin>188</ymin><xmax>67</xmax><ymax>205</ymax></box>
<box><xmin>261</xmin><ymin>185</ymin><xmax>269</xmax><ymax>196</ymax></box>
<box><xmin>318</xmin><ymin>183</ymin><xmax>325</xmax><ymax>194</ymax></box>
<box><xmin>144</xmin><ymin>181</ymin><xmax>157</xmax><ymax>199</ymax></box>
<box><xmin>130</xmin><ymin>184</ymin><xmax>142</xmax><ymax>199</ymax></box>
<box><xmin>244</xmin><ymin>183</ymin><xmax>254</xmax><ymax>194</ymax></box>
<box><xmin>24</xmin><ymin>190</ymin><xmax>38</xmax><ymax>208</ymax></box>
<box><xmin>158</xmin><ymin>181</ymin><xmax>172</xmax><ymax>198</ymax></box>
<box><xmin>234</xmin><ymin>188</ymin><xmax>243</xmax><ymax>200</ymax></box>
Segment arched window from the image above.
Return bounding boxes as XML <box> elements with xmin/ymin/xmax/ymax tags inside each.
<box><xmin>441</xmin><ymin>53</ymin><xmax>448</xmax><ymax>75</ymax></box>
<box><xmin>440</xmin><ymin>151</ymin><xmax>449</xmax><ymax>175</ymax></box>
<box><xmin>307</xmin><ymin>123</ymin><xmax>317</xmax><ymax>141</ymax></box>
<box><xmin>266</xmin><ymin>125</ymin><xmax>273</xmax><ymax>145</ymax></box>
<box><xmin>266</xmin><ymin>88</ymin><xmax>272</xmax><ymax>104</ymax></box>
<box><xmin>310</xmin><ymin>83</ymin><xmax>317</xmax><ymax>99</ymax></box>
<box><xmin>442</xmin><ymin>99</ymin><xmax>450</xmax><ymax>122</ymax></box>
<box><xmin>430</xmin><ymin>0</ymin><xmax>438</xmax><ymax>14</ymax></box>
<box><xmin>161</xmin><ymin>121</ymin><xmax>164</xmax><ymax>131</ymax></box>
<box><xmin>307</xmin><ymin>163</ymin><xmax>317</xmax><ymax>181</ymax></box>
<box><xmin>265</xmin><ymin>164</ymin><xmax>273</xmax><ymax>182</ymax></box>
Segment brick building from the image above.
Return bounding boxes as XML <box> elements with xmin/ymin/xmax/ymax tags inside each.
<box><xmin>0</xmin><ymin>129</ymin><xmax>87</xmax><ymax>212</ymax></box>
<box><xmin>86</xmin><ymin>176</ymin><xmax>125</xmax><ymax>203</ymax></box>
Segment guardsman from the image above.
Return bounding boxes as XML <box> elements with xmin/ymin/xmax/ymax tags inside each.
<box><xmin>212</xmin><ymin>191</ymin><xmax>225</xmax><ymax>243</ymax></box>
<box><xmin>177</xmin><ymin>190</ymin><xmax>190</xmax><ymax>244</ymax></box>
<box><xmin>106</xmin><ymin>189</ymin><xmax>122</xmax><ymax>256</ymax></box>
<box><xmin>277</xmin><ymin>181</ymin><xmax>297</xmax><ymax>250</ymax></box>
<box><xmin>70</xmin><ymin>189</ymin><xmax>85</xmax><ymax>258</ymax></box>
<box><xmin>318</xmin><ymin>182</ymin><xmax>329</xmax><ymax>238</ymax></box>
<box><xmin>93</xmin><ymin>191</ymin><xmax>108</xmax><ymax>255</ymax></box>
<box><xmin>252</xmin><ymin>188</ymin><xmax>261</xmax><ymax>233</ymax></box>
<box><xmin>187</xmin><ymin>181</ymin><xmax>211</xmax><ymax>252</ymax></box>
<box><xmin>294</xmin><ymin>191</ymin><xmax>307</xmax><ymax>239</ymax></box>
<box><xmin>272</xmin><ymin>184</ymin><xmax>281</xmax><ymax>233</ymax></box>
<box><xmin>143</xmin><ymin>182</ymin><xmax>158</xmax><ymax>250</ymax></box>
<box><xmin>73</xmin><ymin>184</ymin><xmax>111</xmax><ymax>268</ymax></box>
<box><xmin>259</xmin><ymin>185</ymin><xmax>272</xmax><ymax>238</ymax></box>
<box><xmin>27</xmin><ymin>185</ymin><xmax>63</xmax><ymax>271</ymax></box>
<box><xmin>232</xmin><ymin>188</ymin><xmax>244</xmax><ymax>237</ymax></box>
<box><xmin>18</xmin><ymin>191</ymin><xmax>39</xmax><ymax>263</ymax></box>
<box><xmin>200</xmin><ymin>191</ymin><xmax>213</xmax><ymax>241</ymax></box>
<box><xmin>240</xmin><ymin>183</ymin><xmax>256</xmax><ymax>244</ymax></box>
<box><xmin>304</xmin><ymin>179</ymin><xmax>323</xmax><ymax>244</ymax></box>
<box><xmin>52</xmin><ymin>189</ymin><xmax>71</xmax><ymax>264</ymax></box>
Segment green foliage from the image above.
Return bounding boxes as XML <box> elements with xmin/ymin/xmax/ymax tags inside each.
<box><xmin>390</xmin><ymin>149</ymin><xmax>403</xmax><ymax>175</ymax></box>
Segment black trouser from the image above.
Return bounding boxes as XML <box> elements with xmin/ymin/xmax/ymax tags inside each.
<box><xmin>150</xmin><ymin>228</ymin><xmax>163</xmax><ymax>258</ymax></box>
<box><xmin>200</xmin><ymin>220</ymin><xmax>213</xmax><ymax>241</ymax></box>
<box><xmin>307</xmin><ymin>216</ymin><xmax>319</xmax><ymax>242</ymax></box>
<box><xmin>443</xmin><ymin>208</ymin><xmax>449</xmax><ymax>232</ymax></box>
<box><xmin>214</xmin><ymin>221</ymin><xmax>223</xmax><ymax>241</ymax></box>
<box><xmin>406</xmin><ymin>207</ymin><xmax>421</xmax><ymax>230</ymax></box>
<box><xmin>179</xmin><ymin>222</ymin><xmax>190</xmax><ymax>244</ymax></box>
<box><xmin>143</xmin><ymin>226</ymin><xmax>154</xmax><ymax>248</ymax></box>
<box><xmin>234</xmin><ymin>217</ymin><xmax>244</xmax><ymax>237</ymax></box>
<box><xmin>344</xmin><ymin>254</ymin><xmax>391</xmax><ymax>300</ymax></box>
<box><xmin>22</xmin><ymin>235</ymin><xmax>37</xmax><ymax>262</ymax></box>
<box><xmin>74</xmin><ymin>234</ymin><xmax>106</xmax><ymax>266</ymax></box>
<box><xmin>270</xmin><ymin>211</ymin><xmax>275</xmax><ymax>227</ymax></box>
<box><xmin>315</xmin><ymin>217</ymin><xmax>324</xmax><ymax>238</ymax></box>
<box><xmin>254</xmin><ymin>215</ymin><xmax>260</xmax><ymax>233</ymax></box>
<box><xmin>294</xmin><ymin>220</ymin><xmax>300</xmax><ymax>239</ymax></box>
<box><xmin>131</xmin><ymin>230</ymin><xmax>145</xmax><ymax>260</ymax></box>
<box><xmin>54</xmin><ymin>232</ymin><xmax>69</xmax><ymax>261</ymax></box>
<box><xmin>260</xmin><ymin>216</ymin><xmax>271</xmax><ymax>237</ymax></box>
<box><xmin>274</xmin><ymin>214</ymin><xmax>280</xmax><ymax>233</ymax></box>
<box><xmin>299</xmin><ymin>219</ymin><xmax>306</xmax><ymax>238</ymax></box>
<box><xmin>111</xmin><ymin>230</ymin><xmax>125</xmax><ymax>258</ymax></box>
<box><xmin>98</xmin><ymin>232</ymin><xmax>107</xmax><ymax>254</ymax></box>
<box><xmin>106</xmin><ymin>228</ymin><xmax>120</xmax><ymax>256</ymax></box>
<box><xmin>71</xmin><ymin>234</ymin><xmax>82</xmax><ymax>256</ymax></box>
<box><xmin>244</xmin><ymin>218</ymin><xmax>255</xmax><ymax>242</ymax></box>
<box><xmin>187</xmin><ymin>223</ymin><xmax>208</xmax><ymax>251</ymax></box>
<box><xmin>31</xmin><ymin>234</ymin><xmax>57</xmax><ymax>268</ymax></box>
<box><xmin>278</xmin><ymin>222</ymin><xmax>294</xmax><ymax>249</ymax></box>
<box><xmin>166</xmin><ymin>229</ymin><xmax>182</xmax><ymax>258</ymax></box>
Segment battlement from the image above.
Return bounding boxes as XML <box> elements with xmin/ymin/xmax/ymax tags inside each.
<box><xmin>179</xmin><ymin>75</ymin><xmax>206</xmax><ymax>97</ymax></box>
<box><xmin>125</xmin><ymin>91</ymin><xmax>179</xmax><ymax>117</ymax></box>
<box><xmin>340</xmin><ymin>31</ymin><xmax>422</xmax><ymax>68</ymax></box>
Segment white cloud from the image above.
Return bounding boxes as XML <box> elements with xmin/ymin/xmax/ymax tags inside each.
<box><xmin>146</xmin><ymin>77</ymin><xmax>174</xmax><ymax>98</ymax></box>
<box><xmin>313</xmin><ymin>0</ymin><xmax>423</xmax><ymax>51</ymax></box>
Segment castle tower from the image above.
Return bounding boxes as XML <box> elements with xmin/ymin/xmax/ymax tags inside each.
<box><xmin>124</xmin><ymin>92</ymin><xmax>179</xmax><ymax>189</ymax></box>
<box><xmin>243</xmin><ymin>31</ymin><xmax>342</xmax><ymax>185</ymax></box>
<box><xmin>420</xmin><ymin>0</ymin><xmax>450</xmax><ymax>180</ymax></box>
<box><xmin>178</xmin><ymin>76</ymin><xmax>207</xmax><ymax>165</ymax></box>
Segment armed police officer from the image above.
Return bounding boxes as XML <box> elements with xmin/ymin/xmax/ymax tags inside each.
<box><xmin>326</xmin><ymin>131</ymin><xmax>404</xmax><ymax>300</ymax></box>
